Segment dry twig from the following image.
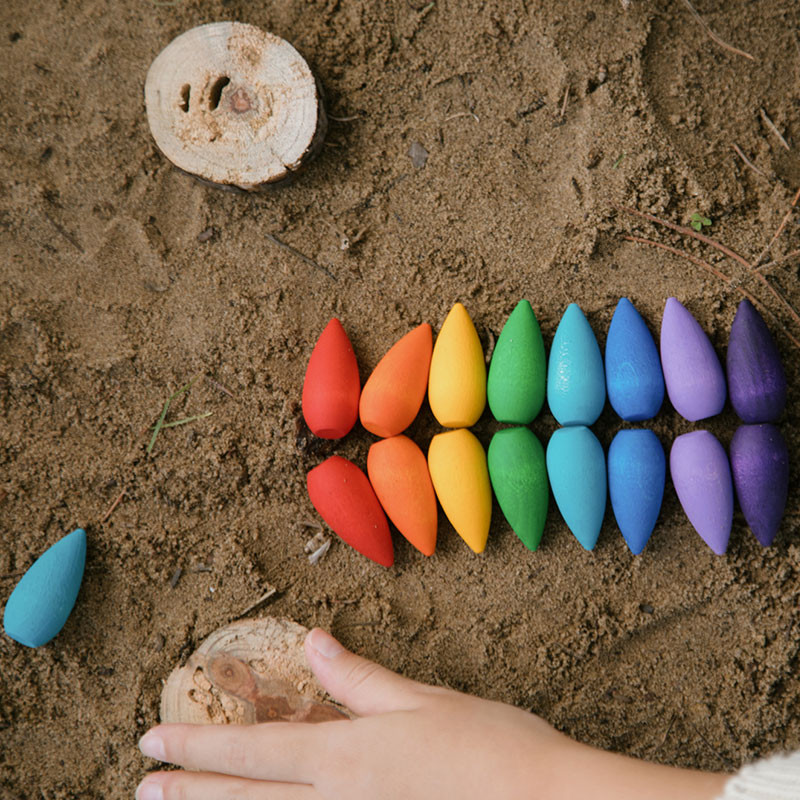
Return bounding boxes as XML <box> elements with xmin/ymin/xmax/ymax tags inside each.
<box><xmin>731</xmin><ymin>144</ymin><xmax>767</xmax><ymax>179</ymax></box>
<box><xmin>236</xmin><ymin>587</ymin><xmax>278</xmax><ymax>618</ymax></box>
<box><xmin>100</xmin><ymin>489</ymin><xmax>127</xmax><ymax>524</ymax></box>
<box><xmin>265</xmin><ymin>233</ymin><xmax>335</xmax><ymax>281</ymax></box>
<box><xmin>206</xmin><ymin>377</ymin><xmax>237</xmax><ymax>399</ymax></box>
<box><xmin>760</xmin><ymin>108</ymin><xmax>791</xmax><ymax>151</ymax></box>
<box><xmin>679</xmin><ymin>0</ymin><xmax>755</xmax><ymax>61</ymax></box>
<box><xmin>616</xmin><ymin>203</ymin><xmax>800</xmax><ymax>332</ymax></box>
<box><xmin>754</xmin><ymin>187</ymin><xmax>800</xmax><ymax>266</ymax></box>
<box><xmin>559</xmin><ymin>85</ymin><xmax>570</xmax><ymax>120</ymax></box>
<box><xmin>444</xmin><ymin>111</ymin><xmax>480</xmax><ymax>123</ymax></box>
<box><xmin>613</xmin><ymin>205</ymin><xmax>750</xmax><ymax>268</ymax></box>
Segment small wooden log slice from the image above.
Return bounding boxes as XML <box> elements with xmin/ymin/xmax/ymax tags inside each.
<box><xmin>145</xmin><ymin>22</ymin><xmax>326</xmax><ymax>190</ymax></box>
<box><xmin>160</xmin><ymin>617</ymin><xmax>349</xmax><ymax>725</ymax></box>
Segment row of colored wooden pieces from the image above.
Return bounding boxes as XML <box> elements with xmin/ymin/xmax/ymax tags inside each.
<box><xmin>307</xmin><ymin>418</ymin><xmax>788</xmax><ymax>567</ymax></box>
<box><xmin>548</xmin><ymin>295</ymin><xmax>786</xmax><ymax>426</ymax></box>
<box><xmin>301</xmin><ymin>302</ymin><xmax>491</xmax><ymax>441</ymax></box>
<box><xmin>301</xmin><ymin>298</ymin><xmax>788</xmax><ymax>565</ymax></box>
<box><xmin>302</xmin><ymin>295</ymin><xmax>787</xmax><ymax>442</ymax></box>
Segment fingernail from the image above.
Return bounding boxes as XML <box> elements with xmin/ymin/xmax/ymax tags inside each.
<box><xmin>138</xmin><ymin>731</ymin><xmax>167</xmax><ymax>761</ymax></box>
<box><xmin>135</xmin><ymin>777</ymin><xmax>164</xmax><ymax>800</ymax></box>
<box><xmin>308</xmin><ymin>628</ymin><xmax>344</xmax><ymax>659</ymax></box>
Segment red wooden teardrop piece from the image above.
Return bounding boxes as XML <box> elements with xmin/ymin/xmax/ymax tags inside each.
<box><xmin>307</xmin><ymin>456</ymin><xmax>394</xmax><ymax>567</ymax></box>
<box><xmin>302</xmin><ymin>319</ymin><xmax>361</xmax><ymax>439</ymax></box>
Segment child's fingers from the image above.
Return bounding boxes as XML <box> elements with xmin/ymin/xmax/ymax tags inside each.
<box><xmin>139</xmin><ymin>722</ymin><xmax>322</xmax><ymax>782</ymax></box>
<box><xmin>135</xmin><ymin>770</ymin><xmax>321</xmax><ymax>800</ymax></box>
<box><xmin>304</xmin><ymin>628</ymin><xmax>425</xmax><ymax>716</ymax></box>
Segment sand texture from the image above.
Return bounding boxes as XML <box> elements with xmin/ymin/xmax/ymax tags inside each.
<box><xmin>1</xmin><ymin>0</ymin><xmax>800</xmax><ymax>796</ymax></box>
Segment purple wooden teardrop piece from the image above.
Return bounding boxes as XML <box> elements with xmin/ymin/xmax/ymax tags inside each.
<box><xmin>730</xmin><ymin>424</ymin><xmax>788</xmax><ymax>546</ymax></box>
<box><xmin>660</xmin><ymin>298</ymin><xmax>726</xmax><ymax>421</ymax></box>
<box><xmin>670</xmin><ymin>430</ymin><xmax>733</xmax><ymax>554</ymax></box>
<box><xmin>727</xmin><ymin>299</ymin><xmax>786</xmax><ymax>423</ymax></box>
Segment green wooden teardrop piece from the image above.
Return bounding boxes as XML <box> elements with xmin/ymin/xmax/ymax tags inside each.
<box><xmin>488</xmin><ymin>427</ymin><xmax>548</xmax><ymax>551</ymax></box>
<box><xmin>487</xmin><ymin>300</ymin><xmax>546</xmax><ymax>424</ymax></box>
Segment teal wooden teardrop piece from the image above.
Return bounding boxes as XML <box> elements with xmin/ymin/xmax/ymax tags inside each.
<box><xmin>3</xmin><ymin>528</ymin><xmax>87</xmax><ymax>648</ymax></box>
<box><xmin>488</xmin><ymin>427</ymin><xmax>548</xmax><ymax>551</ymax></box>
<box><xmin>546</xmin><ymin>426</ymin><xmax>606</xmax><ymax>550</ymax></box>
<box><xmin>487</xmin><ymin>300</ymin><xmax>547</xmax><ymax>424</ymax></box>
<box><xmin>547</xmin><ymin>304</ymin><xmax>605</xmax><ymax>426</ymax></box>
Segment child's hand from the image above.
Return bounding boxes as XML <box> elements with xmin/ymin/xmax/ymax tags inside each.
<box><xmin>136</xmin><ymin>629</ymin><xmax>727</xmax><ymax>800</ymax></box>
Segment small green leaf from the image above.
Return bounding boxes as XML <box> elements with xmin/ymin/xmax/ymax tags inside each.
<box><xmin>689</xmin><ymin>212</ymin><xmax>711</xmax><ymax>232</ymax></box>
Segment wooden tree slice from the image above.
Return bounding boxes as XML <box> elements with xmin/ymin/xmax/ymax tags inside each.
<box><xmin>160</xmin><ymin>617</ymin><xmax>349</xmax><ymax>725</ymax></box>
<box><xmin>145</xmin><ymin>22</ymin><xmax>326</xmax><ymax>190</ymax></box>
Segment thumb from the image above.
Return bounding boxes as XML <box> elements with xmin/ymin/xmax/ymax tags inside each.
<box><xmin>304</xmin><ymin>628</ymin><xmax>423</xmax><ymax>717</ymax></box>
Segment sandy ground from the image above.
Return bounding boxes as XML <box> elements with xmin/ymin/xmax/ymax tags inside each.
<box><xmin>2</xmin><ymin>0</ymin><xmax>800</xmax><ymax>796</ymax></box>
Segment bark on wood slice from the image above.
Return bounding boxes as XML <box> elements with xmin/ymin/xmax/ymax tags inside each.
<box><xmin>145</xmin><ymin>22</ymin><xmax>326</xmax><ymax>191</ymax></box>
<box><xmin>160</xmin><ymin>618</ymin><xmax>350</xmax><ymax>725</ymax></box>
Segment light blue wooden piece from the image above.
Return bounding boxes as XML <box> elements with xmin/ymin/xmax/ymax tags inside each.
<box><xmin>3</xmin><ymin>528</ymin><xmax>86</xmax><ymax>647</ymax></box>
<box><xmin>547</xmin><ymin>303</ymin><xmax>605</xmax><ymax>426</ymax></box>
<box><xmin>546</xmin><ymin>426</ymin><xmax>606</xmax><ymax>550</ymax></box>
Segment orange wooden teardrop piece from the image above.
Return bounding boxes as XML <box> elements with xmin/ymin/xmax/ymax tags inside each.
<box><xmin>302</xmin><ymin>319</ymin><xmax>361</xmax><ymax>439</ymax></box>
<box><xmin>367</xmin><ymin>435</ymin><xmax>438</xmax><ymax>556</ymax></box>
<box><xmin>359</xmin><ymin>324</ymin><xmax>433</xmax><ymax>438</ymax></box>
<box><xmin>307</xmin><ymin>456</ymin><xmax>394</xmax><ymax>567</ymax></box>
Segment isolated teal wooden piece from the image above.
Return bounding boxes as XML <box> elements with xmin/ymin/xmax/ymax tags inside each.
<box><xmin>546</xmin><ymin>426</ymin><xmax>606</xmax><ymax>550</ymax></box>
<box><xmin>547</xmin><ymin>303</ymin><xmax>605</xmax><ymax>426</ymax></box>
<box><xmin>605</xmin><ymin>298</ymin><xmax>664</xmax><ymax>421</ymax></box>
<box><xmin>487</xmin><ymin>427</ymin><xmax>548</xmax><ymax>551</ymax></box>
<box><xmin>3</xmin><ymin>528</ymin><xmax>86</xmax><ymax>648</ymax></box>
<box><xmin>608</xmin><ymin>429</ymin><xmax>665</xmax><ymax>554</ymax></box>
<box><xmin>487</xmin><ymin>300</ymin><xmax>547</xmax><ymax>424</ymax></box>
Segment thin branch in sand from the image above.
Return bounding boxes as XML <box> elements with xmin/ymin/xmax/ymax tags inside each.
<box><xmin>206</xmin><ymin>377</ymin><xmax>237</xmax><ymax>399</ymax></box>
<box><xmin>731</xmin><ymin>144</ymin><xmax>768</xmax><ymax>179</ymax></box>
<box><xmin>42</xmin><ymin>212</ymin><xmax>85</xmax><ymax>254</ymax></box>
<box><xmin>265</xmin><ymin>233</ymin><xmax>336</xmax><ymax>281</ymax></box>
<box><xmin>559</xmin><ymin>85</ymin><xmax>570</xmax><ymax>120</ymax></box>
<box><xmin>754</xmin><ymin>187</ymin><xmax>800</xmax><ymax>267</ymax></box>
<box><xmin>100</xmin><ymin>489</ymin><xmax>127</xmax><ymax>524</ymax></box>
<box><xmin>622</xmin><ymin>235</ymin><xmax>800</xmax><ymax>349</ymax></box>
<box><xmin>756</xmin><ymin>250</ymin><xmax>800</xmax><ymax>273</ymax></box>
<box><xmin>444</xmin><ymin>111</ymin><xmax>480</xmax><ymax>123</ymax></box>
<box><xmin>760</xmin><ymin>108</ymin><xmax>791</xmax><ymax>151</ymax></box>
<box><xmin>614</xmin><ymin>205</ymin><xmax>751</xmax><ymax>269</ymax></box>
<box><xmin>236</xmin><ymin>587</ymin><xmax>278</xmax><ymax>619</ymax></box>
<box><xmin>679</xmin><ymin>0</ymin><xmax>755</xmax><ymax>62</ymax></box>
<box><xmin>328</xmin><ymin>114</ymin><xmax>362</xmax><ymax>122</ymax></box>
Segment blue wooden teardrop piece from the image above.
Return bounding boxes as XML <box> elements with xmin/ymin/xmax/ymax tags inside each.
<box><xmin>608</xmin><ymin>429</ymin><xmax>665</xmax><ymax>554</ymax></box>
<box><xmin>605</xmin><ymin>298</ymin><xmax>664</xmax><ymax>421</ymax></box>
<box><xmin>547</xmin><ymin>304</ymin><xmax>605</xmax><ymax>426</ymax></box>
<box><xmin>730</xmin><ymin>424</ymin><xmax>788</xmax><ymax>546</ymax></box>
<box><xmin>546</xmin><ymin>426</ymin><xmax>606</xmax><ymax>550</ymax></box>
<box><xmin>3</xmin><ymin>528</ymin><xmax>86</xmax><ymax>648</ymax></box>
<box><xmin>727</xmin><ymin>299</ymin><xmax>786</xmax><ymax>423</ymax></box>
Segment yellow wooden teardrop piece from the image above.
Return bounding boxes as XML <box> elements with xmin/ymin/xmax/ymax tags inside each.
<box><xmin>427</xmin><ymin>428</ymin><xmax>491</xmax><ymax>553</ymax></box>
<box><xmin>428</xmin><ymin>303</ymin><xmax>486</xmax><ymax>428</ymax></box>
